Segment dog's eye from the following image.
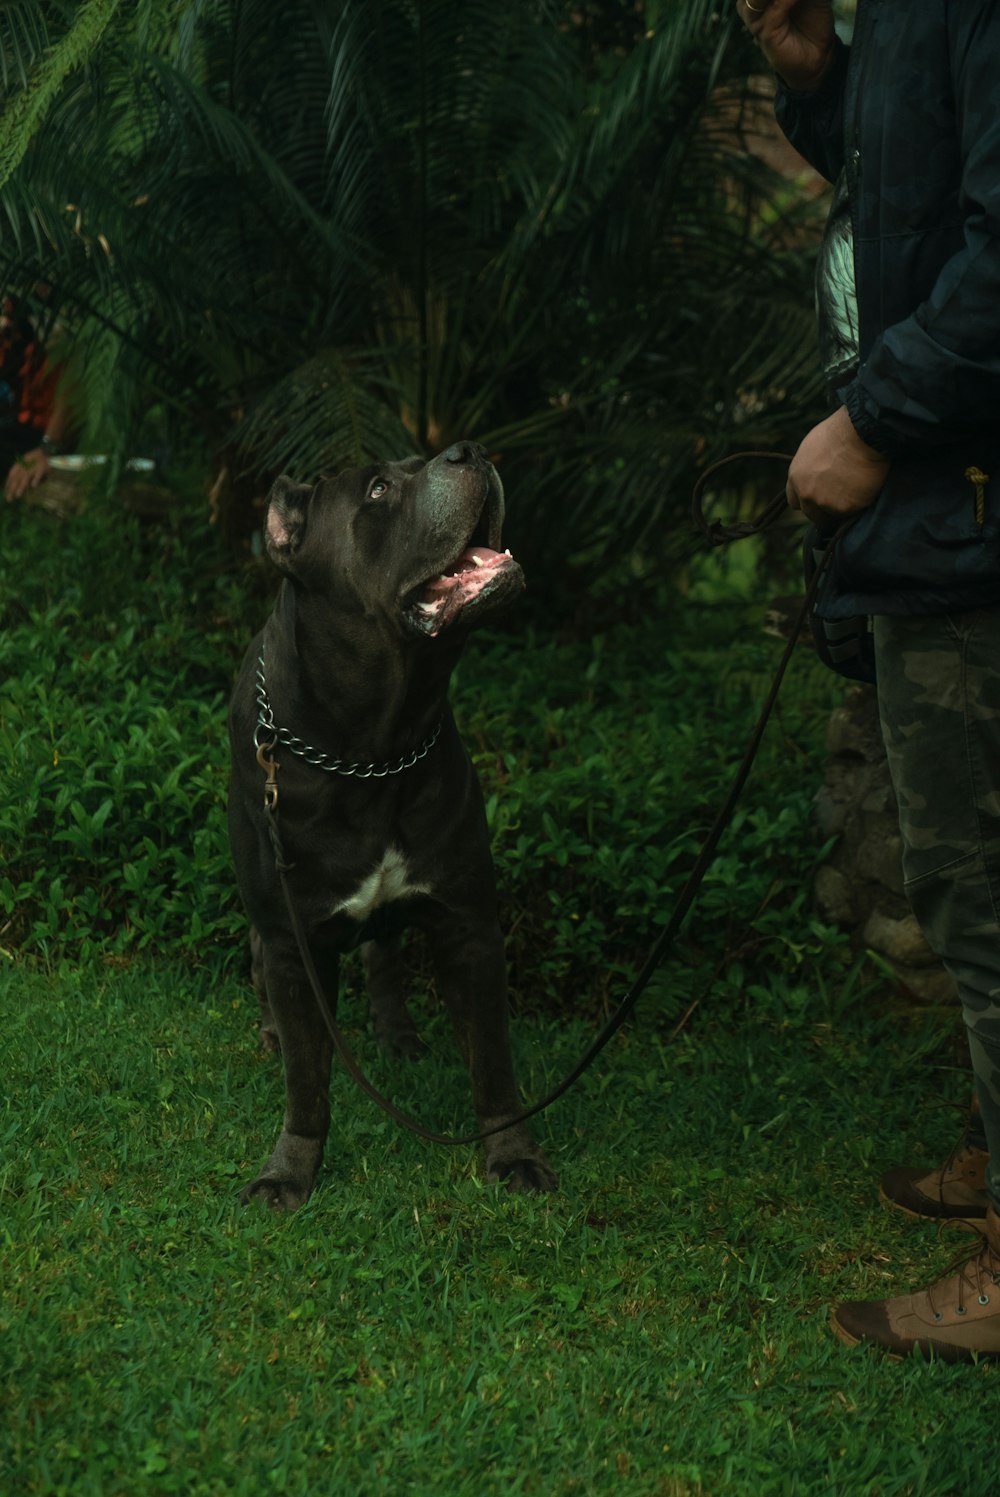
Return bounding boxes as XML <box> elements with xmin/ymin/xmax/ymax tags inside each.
<box><xmin>369</xmin><ymin>480</ymin><xmax>388</xmax><ymax>499</ymax></box>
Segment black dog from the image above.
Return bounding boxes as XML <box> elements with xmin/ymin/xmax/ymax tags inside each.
<box><xmin>228</xmin><ymin>442</ymin><xmax>557</xmax><ymax>1209</ymax></box>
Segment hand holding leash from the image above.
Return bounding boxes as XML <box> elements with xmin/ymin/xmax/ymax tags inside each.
<box><xmin>785</xmin><ymin>406</ymin><xmax>890</xmax><ymax>527</ymax></box>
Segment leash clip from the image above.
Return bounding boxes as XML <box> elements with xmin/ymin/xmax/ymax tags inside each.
<box><xmin>256</xmin><ymin>738</ymin><xmax>280</xmax><ymax>812</ymax></box>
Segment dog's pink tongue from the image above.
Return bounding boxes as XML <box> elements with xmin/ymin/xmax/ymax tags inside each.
<box><xmin>425</xmin><ymin>546</ymin><xmax>505</xmax><ymax>593</ymax></box>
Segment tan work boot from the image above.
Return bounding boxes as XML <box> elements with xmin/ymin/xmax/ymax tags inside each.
<box><xmin>832</xmin><ymin>1206</ymin><xmax>1000</xmax><ymax>1362</ymax></box>
<box><xmin>879</xmin><ymin>1099</ymin><xmax>989</xmax><ymax>1227</ymax></box>
<box><xmin>880</xmin><ymin>1145</ymin><xmax>989</xmax><ymax>1227</ymax></box>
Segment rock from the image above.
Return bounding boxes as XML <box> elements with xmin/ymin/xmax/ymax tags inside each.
<box><xmin>891</xmin><ymin>963</ymin><xmax>959</xmax><ymax>1005</ymax></box>
<box><xmin>862</xmin><ymin>908</ymin><xmax>937</xmax><ymax>968</ymax></box>
<box><xmin>810</xmin><ymin>681</ymin><xmax>953</xmax><ymax>1005</ymax></box>
<box><xmin>854</xmin><ymin>832</ymin><xmax>905</xmax><ymax>895</ymax></box>
<box><xmin>824</xmin><ymin>687</ymin><xmax>886</xmax><ymax>761</ymax></box>
<box><xmin>813</xmin><ymin>864</ymin><xmax>856</xmax><ymax>925</ymax></box>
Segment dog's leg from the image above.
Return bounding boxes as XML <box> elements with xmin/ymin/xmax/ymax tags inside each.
<box><xmin>240</xmin><ymin>935</ymin><xmax>336</xmax><ymax>1211</ymax></box>
<box><xmin>430</xmin><ymin>915</ymin><xmax>558</xmax><ymax>1193</ymax></box>
<box><xmin>249</xmin><ymin>925</ymin><xmax>280</xmax><ymax>1053</ymax></box>
<box><xmin>362</xmin><ymin>934</ymin><xmax>428</xmax><ymax>1058</ymax></box>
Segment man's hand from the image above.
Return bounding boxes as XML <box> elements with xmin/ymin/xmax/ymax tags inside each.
<box><xmin>786</xmin><ymin>406</ymin><xmax>890</xmax><ymax>525</ymax></box>
<box><xmin>736</xmin><ymin>0</ymin><xmax>837</xmax><ymax>94</ymax></box>
<box><xmin>4</xmin><ymin>449</ymin><xmax>49</xmax><ymax>502</ymax></box>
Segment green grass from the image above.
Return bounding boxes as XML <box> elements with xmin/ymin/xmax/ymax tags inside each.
<box><xmin>0</xmin><ymin>956</ymin><xmax>989</xmax><ymax>1496</ymax></box>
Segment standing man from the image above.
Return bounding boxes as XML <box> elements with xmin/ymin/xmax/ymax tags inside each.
<box><xmin>737</xmin><ymin>0</ymin><xmax>1000</xmax><ymax>1360</ymax></box>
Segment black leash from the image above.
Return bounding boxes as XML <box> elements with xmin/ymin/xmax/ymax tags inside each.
<box><xmin>258</xmin><ymin>453</ymin><xmax>846</xmax><ymax>1146</ymax></box>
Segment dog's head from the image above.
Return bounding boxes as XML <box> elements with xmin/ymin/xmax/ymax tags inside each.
<box><xmin>263</xmin><ymin>442</ymin><xmax>524</xmax><ymax>637</ymax></box>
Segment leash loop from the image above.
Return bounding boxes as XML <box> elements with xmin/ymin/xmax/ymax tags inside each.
<box><xmin>691</xmin><ymin>450</ymin><xmax>794</xmax><ymax>546</ymax></box>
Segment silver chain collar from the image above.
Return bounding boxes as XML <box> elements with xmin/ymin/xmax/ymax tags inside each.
<box><xmin>253</xmin><ymin>656</ymin><xmax>442</xmax><ymax>779</ymax></box>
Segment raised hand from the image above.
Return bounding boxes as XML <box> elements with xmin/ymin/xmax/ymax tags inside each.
<box><xmin>736</xmin><ymin>0</ymin><xmax>837</xmax><ymax>94</ymax></box>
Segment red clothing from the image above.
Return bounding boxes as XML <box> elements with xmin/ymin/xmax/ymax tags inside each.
<box><xmin>0</xmin><ymin>294</ymin><xmax>56</xmax><ymax>439</ymax></box>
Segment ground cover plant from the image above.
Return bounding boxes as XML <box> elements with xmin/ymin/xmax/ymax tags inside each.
<box><xmin>2</xmin><ymin>500</ymin><xmax>992</xmax><ymax>1494</ymax></box>
<box><xmin>0</xmin><ymin>495</ymin><xmax>846</xmax><ymax>1008</ymax></box>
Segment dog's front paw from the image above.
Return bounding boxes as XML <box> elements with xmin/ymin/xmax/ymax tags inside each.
<box><xmin>239</xmin><ymin>1132</ymin><xmax>322</xmax><ymax>1212</ymax></box>
<box><xmin>240</xmin><ymin>1173</ymin><xmax>311</xmax><ymax>1212</ymax></box>
<box><xmin>385</xmin><ymin>1026</ymin><xmax>430</xmax><ymax>1060</ymax></box>
<box><xmin>486</xmin><ymin>1142</ymin><xmax>559</xmax><ymax>1195</ymax></box>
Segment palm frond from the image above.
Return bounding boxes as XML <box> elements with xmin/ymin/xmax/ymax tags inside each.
<box><xmin>232</xmin><ymin>349</ymin><xmax>414</xmax><ymax>478</ymax></box>
<box><xmin>0</xmin><ymin>0</ymin><xmax>829</xmax><ymax>580</ymax></box>
<box><xmin>0</xmin><ymin>1</ymin><xmax>51</xmax><ymax>94</ymax></box>
<box><xmin>0</xmin><ymin>0</ymin><xmax>130</xmax><ymax>189</ymax></box>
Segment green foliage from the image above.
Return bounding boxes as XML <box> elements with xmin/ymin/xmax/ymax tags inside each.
<box><xmin>0</xmin><ymin>0</ymin><xmax>827</xmax><ymax>578</ymax></box>
<box><xmin>1</xmin><ymin>501</ymin><xmax>843</xmax><ymax>1018</ymax></box>
<box><xmin>0</xmin><ymin>0</ymin><xmax>127</xmax><ymax>190</ymax></box>
<box><xmin>0</xmin><ymin>957</ymin><xmax>986</xmax><ymax>1495</ymax></box>
<box><xmin>0</xmin><ymin>500</ymin><xmax>259</xmax><ymax>961</ymax></box>
<box><xmin>462</xmin><ymin>618</ymin><xmax>845</xmax><ymax>1014</ymax></box>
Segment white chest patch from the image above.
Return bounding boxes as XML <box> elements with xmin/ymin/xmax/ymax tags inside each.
<box><xmin>332</xmin><ymin>846</ymin><xmax>432</xmax><ymax>922</ymax></box>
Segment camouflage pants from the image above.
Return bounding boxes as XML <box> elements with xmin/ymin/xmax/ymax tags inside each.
<box><xmin>874</xmin><ymin>608</ymin><xmax>1000</xmax><ymax>1209</ymax></box>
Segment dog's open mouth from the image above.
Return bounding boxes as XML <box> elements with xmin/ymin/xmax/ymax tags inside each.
<box><xmin>408</xmin><ymin>544</ymin><xmax>524</xmax><ymax>637</ymax></box>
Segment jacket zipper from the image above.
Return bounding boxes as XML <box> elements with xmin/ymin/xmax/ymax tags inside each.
<box><xmin>843</xmin><ymin>0</ymin><xmax>879</xmax><ymax>335</ymax></box>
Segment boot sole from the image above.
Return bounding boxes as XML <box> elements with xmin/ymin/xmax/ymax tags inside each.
<box><xmin>828</xmin><ymin>1309</ymin><xmax>1000</xmax><ymax>1363</ymax></box>
<box><xmin>878</xmin><ymin>1185</ymin><xmax>988</xmax><ymax>1230</ymax></box>
<box><xmin>830</xmin><ymin>1309</ymin><xmax>903</xmax><ymax>1361</ymax></box>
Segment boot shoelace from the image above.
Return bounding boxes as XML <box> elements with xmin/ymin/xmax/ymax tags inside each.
<box><xmin>926</xmin><ymin>1220</ymin><xmax>1000</xmax><ymax>1321</ymax></box>
<box><xmin>938</xmin><ymin>1141</ymin><xmax>988</xmax><ymax>1186</ymax></box>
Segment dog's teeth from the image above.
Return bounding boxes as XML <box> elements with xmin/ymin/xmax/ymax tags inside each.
<box><xmin>504</xmin><ymin>549</ymin><xmax>512</xmax><ymax>558</ymax></box>
<box><xmin>471</xmin><ymin>553</ymin><xmax>485</xmax><ymax>567</ymax></box>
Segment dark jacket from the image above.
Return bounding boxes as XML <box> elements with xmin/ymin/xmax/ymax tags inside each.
<box><xmin>775</xmin><ymin>0</ymin><xmax>1000</xmax><ymax>620</ymax></box>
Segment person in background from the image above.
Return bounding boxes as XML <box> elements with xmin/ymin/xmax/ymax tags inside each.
<box><xmin>1</xmin><ymin>291</ymin><xmax>71</xmax><ymax>502</ymax></box>
<box><xmin>737</xmin><ymin>0</ymin><xmax>1000</xmax><ymax>1360</ymax></box>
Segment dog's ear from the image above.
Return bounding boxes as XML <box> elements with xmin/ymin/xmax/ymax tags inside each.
<box><xmin>264</xmin><ymin>476</ymin><xmax>313</xmax><ymax>570</ymax></box>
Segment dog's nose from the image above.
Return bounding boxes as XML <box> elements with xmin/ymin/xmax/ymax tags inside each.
<box><xmin>443</xmin><ymin>441</ymin><xmax>484</xmax><ymax>465</ymax></box>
